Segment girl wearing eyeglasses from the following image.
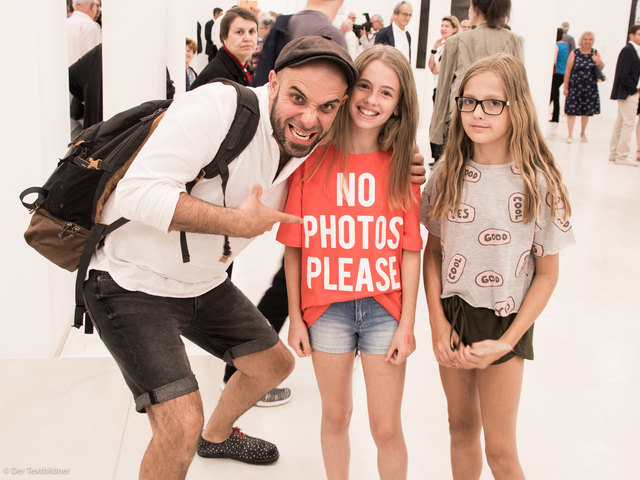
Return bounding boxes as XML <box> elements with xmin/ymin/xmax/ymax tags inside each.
<box><xmin>421</xmin><ymin>54</ymin><xmax>574</xmax><ymax>479</ymax></box>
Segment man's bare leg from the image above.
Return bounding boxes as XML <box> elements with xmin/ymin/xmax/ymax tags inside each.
<box><xmin>140</xmin><ymin>391</ymin><xmax>204</xmax><ymax>480</ymax></box>
<box><xmin>202</xmin><ymin>340</ymin><xmax>294</xmax><ymax>442</ymax></box>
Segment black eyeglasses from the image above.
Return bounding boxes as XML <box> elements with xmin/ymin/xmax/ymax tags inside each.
<box><xmin>455</xmin><ymin>96</ymin><xmax>509</xmax><ymax>115</ymax></box>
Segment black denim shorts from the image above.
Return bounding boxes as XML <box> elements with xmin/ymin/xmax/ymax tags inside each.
<box><xmin>441</xmin><ymin>295</ymin><xmax>534</xmax><ymax>365</ymax></box>
<box><xmin>83</xmin><ymin>270</ymin><xmax>280</xmax><ymax>412</ymax></box>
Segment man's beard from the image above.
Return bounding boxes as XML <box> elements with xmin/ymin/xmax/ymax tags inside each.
<box><xmin>270</xmin><ymin>93</ymin><xmax>326</xmax><ymax>159</ymax></box>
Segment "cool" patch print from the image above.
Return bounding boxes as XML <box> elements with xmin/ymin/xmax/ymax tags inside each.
<box><xmin>509</xmin><ymin>193</ymin><xmax>525</xmax><ymax>223</ymax></box>
<box><xmin>479</xmin><ymin>229</ymin><xmax>511</xmax><ymax>246</ymax></box>
<box><xmin>446</xmin><ymin>254</ymin><xmax>466</xmax><ymax>283</ymax></box>
<box><xmin>475</xmin><ymin>271</ymin><xmax>504</xmax><ymax>287</ymax></box>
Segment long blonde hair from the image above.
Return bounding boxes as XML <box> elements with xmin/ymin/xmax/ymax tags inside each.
<box><xmin>305</xmin><ymin>45</ymin><xmax>419</xmax><ymax>211</ymax></box>
<box><xmin>431</xmin><ymin>53</ymin><xmax>572</xmax><ymax>223</ymax></box>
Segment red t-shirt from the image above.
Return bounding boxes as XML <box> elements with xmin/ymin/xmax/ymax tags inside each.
<box><xmin>277</xmin><ymin>146</ymin><xmax>422</xmax><ymax>327</ymax></box>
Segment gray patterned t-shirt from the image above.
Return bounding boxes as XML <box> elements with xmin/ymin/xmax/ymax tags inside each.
<box><xmin>420</xmin><ymin>160</ymin><xmax>575</xmax><ymax>316</ymax></box>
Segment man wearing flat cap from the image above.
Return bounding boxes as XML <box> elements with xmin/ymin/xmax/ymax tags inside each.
<box><xmin>81</xmin><ymin>36</ymin><xmax>357</xmax><ymax>478</ymax></box>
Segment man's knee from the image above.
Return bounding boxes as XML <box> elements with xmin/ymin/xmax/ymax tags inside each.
<box><xmin>147</xmin><ymin>392</ymin><xmax>204</xmax><ymax>453</ymax></box>
<box><xmin>266</xmin><ymin>341</ymin><xmax>295</xmax><ymax>381</ymax></box>
<box><xmin>236</xmin><ymin>341</ymin><xmax>295</xmax><ymax>382</ymax></box>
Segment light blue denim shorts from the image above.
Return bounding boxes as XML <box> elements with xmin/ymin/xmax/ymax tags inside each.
<box><xmin>309</xmin><ymin>297</ymin><xmax>398</xmax><ymax>355</ymax></box>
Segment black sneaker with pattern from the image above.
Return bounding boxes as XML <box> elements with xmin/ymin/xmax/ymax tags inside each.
<box><xmin>255</xmin><ymin>386</ymin><xmax>291</xmax><ymax>407</ymax></box>
<box><xmin>197</xmin><ymin>427</ymin><xmax>279</xmax><ymax>464</ymax></box>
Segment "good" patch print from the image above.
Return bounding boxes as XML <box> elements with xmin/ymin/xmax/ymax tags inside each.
<box><xmin>447</xmin><ymin>204</ymin><xmax>475</xmax><ymax>223</ymax></box>
<box><xmin>463</xmin><ymin>165</ymin><xmax>481</xmax><ymax>183</ymax></box>
<box><xmin>478</xmin><ymin>229</ymin><xmax>511</xmax><ymax>246</ymax></box>
<box><xmin>509</xmin><ymin>193</ymin><xmax>525</xmax><ymax>223</ymax></box>
<box><xmin>446</xmin><ymin>254</ymin><xmax>466</xmax><ymax>283</ymax></box>
<box><xmin>475</xmin><ymin>270</ymin><xmax>504</xmax><ymax>287</ymax></box>
<box><xmin>553</xmin><ymin>217</ymin><xmax>572</xmax><ymax>232</ymax></box>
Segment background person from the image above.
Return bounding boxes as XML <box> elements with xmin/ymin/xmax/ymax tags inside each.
<box><xmin>360</xmin><ymin>13</ymin><xmax>384</xmax><ymax>50</ymax></box>
<box><xmin>341</xmin><ymin>19</ymin><xmax>361</xmax><ymax>59</ymax></box>
<box><xmin>428</xmin><ymin>0</ymin><xmax>523</xmax><ymax>163</ymax></box>
<box><xmin>374</xmin><ymin>1</ymin><xmax>413</xmax><ymax>61</ymax></box>
<box><xmin>608</xmin><ymin>25</ymin><xmax>640</xmax><ymax>167</ymax></box>
<box><xmin>205</xmin><ymin>7</ymin><xmax>224</xmax><ymax>62</ymax></box>
<box><xmin>67</xmin><ymin>0</ymin><xmax>102</xmax><ymax>139</ymax></box>
<box><xmin>561</xmin><ymin>21</ymin><xmax>576</xmax><ymax>51</ymax></box>
<box><xmin>563</xmin><ymin>31</ymin><xmax>604</xmax><ymax>143</ymax></box>
<box><xmin>550</xmin><ymin>27</ymin><xmax>569</xmax><ymax>123</ymax></box>
<box><xmin>190</xmin><ymin>7</ymin><xmax>258</xmax><ymax>90</ymax></box>
<box><xmin>185</xmin><ymin>38</ymin><xmax>198</xmax><ymax>90</ymax></box>
<box><xmin>428</xmin><ymin>15</ymin><xmax>460</xmax><ymax>165</ymax></box>
<box><xmin>252</xmin><ymin>14</ymin><xmax>275</xmax><ymax>71</ymax></box>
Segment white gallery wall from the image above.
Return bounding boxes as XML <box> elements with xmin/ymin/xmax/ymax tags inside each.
<box><xmin>0</xmin><ymin>0</ymin><xmax>634</xmax><ymax>358</ymax></box>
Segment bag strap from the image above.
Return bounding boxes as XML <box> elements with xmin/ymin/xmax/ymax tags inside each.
<box><xmin>74</xmin><ymin>217</ymin><xmax>129</xmax><ymax>332</ymax></box>
<box><xmin>20</xmin><ymin>187</ymin><xmax>47</xmax><ymax>210</ymax></box>
<box><xmin>180</xmin><ymin>79</ymin><xmax>260</xmax><ymax>263</ymax></box>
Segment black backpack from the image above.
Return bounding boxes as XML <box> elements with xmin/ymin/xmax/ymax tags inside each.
<box><xmin>20</xmin><ymin>79</ymin><xmax>260</xmax><ymax>333</ymax></box>
<box><xmin>252</xmin><ymin>14</ymin><xmax>292</xmax><ymax>86</ymax></box>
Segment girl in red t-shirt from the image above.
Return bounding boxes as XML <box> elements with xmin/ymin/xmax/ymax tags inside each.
<box><xmin>277</xmin><ymin>45</ymin><xmax>422</xmax><ymax>479</ymax></box>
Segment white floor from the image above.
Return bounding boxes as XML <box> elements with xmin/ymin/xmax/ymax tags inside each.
<box><xmin>2</xmin><ymin>114</ymin><xmax>640</xmax><ymax>480</ymax></box>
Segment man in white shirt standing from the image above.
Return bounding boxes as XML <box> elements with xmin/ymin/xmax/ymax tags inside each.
<box><xmin>212</xmin><ymin>8</ymin><xmax>225</xmax><ymax>51</ymax></box>
<box><xmin>374</xmin><ymin>1</ymin><xmax>412</xmax><ymax>62</ymax></box>
<box><xmin>67</xmin><ymin>0</ymin><xmax>101</xmax><ymax>65</ymax></box>
<box><xmin>341</xmin><ymin>19</ymin><xmax>361</xmax><ymax>60</ymax></box>
<box><xmin>67</xmin><ymin>0</ymin><xmax>102</xmax><ymax>139</ymax></box>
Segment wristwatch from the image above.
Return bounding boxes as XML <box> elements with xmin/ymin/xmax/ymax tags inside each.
<box><xmin>431</xmin><ymin>49</ymin><xmax>437</xmax><ymax>54</ymax></box>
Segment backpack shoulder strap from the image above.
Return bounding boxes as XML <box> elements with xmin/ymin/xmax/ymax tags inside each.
<box><xmin>181</xmin><ymin>80</ymin><xmax>260</xmax><ymax>263</ymax></box>
<box><xmin>200</xmin><ymin>79</ymin><xmax>260</xmax><ymax>182</ymax></box>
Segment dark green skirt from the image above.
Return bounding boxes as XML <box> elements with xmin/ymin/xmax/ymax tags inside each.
<box><xmin>441</xmin><ymin>295</ymin><xmax>534</xmax><ymax>365</ymax></box>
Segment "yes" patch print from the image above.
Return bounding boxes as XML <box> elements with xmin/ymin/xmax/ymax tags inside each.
<box><xmin>447</xmin><ymin>204</ymin><xmax>475</xmax><ymax>223</ymax></box>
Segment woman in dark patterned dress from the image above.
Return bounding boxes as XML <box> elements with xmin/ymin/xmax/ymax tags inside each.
<box><xmin>563</xmin><ymin>31</ymin><xmax>604</xmax><ymax>143</ymax></box>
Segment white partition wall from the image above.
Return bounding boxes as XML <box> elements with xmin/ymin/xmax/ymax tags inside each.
<box><xmin>102</xmin><ymin>0</ymin><xmax>169</xmax><ymax>118</ymax></box>
<box><xmin>0</xmin><ymin>0</ymin><xmax>75</xmax><ymax>358</ymax></box>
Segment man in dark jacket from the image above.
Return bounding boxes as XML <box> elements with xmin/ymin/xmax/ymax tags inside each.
<box><xmin>204</xmin><ymin>7</ymin><xmax>223</xmax><ymax>62</ymax></box>
<box><xmin>374</xmin><ymin>1</ymin><xmax>412</xmax><ymax>61</ymax></box>
<box><xmin>609</xmin><ymin>24</ymin><xmax>640</xmax><ymax>166</ymax></box>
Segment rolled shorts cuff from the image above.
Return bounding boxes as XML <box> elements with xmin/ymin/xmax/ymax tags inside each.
<box><xmin>134</xmin><ymin>375</ymin><xmax>199</xmax><ymax>413</ymax></box>
<box><xmin>224</xmin><ymin>330</ymin><xmax>280</xmax><ymax>365</ymax></box>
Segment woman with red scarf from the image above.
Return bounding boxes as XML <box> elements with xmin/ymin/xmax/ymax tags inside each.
<box><xmin>189</xmin><ymin>7</ymin><xmax>257</xmax><ymax>90</ymax></box>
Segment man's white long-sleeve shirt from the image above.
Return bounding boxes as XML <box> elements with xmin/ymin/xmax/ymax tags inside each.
<box><xmin>67</xmin><ymin>10</ymin><xmax>101</xmax><ymax>66</ymax></box>
<box><xmin>90</xmin><ymin>84</ymin><xmax>308</xmax><ymax>298</ymax></box>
